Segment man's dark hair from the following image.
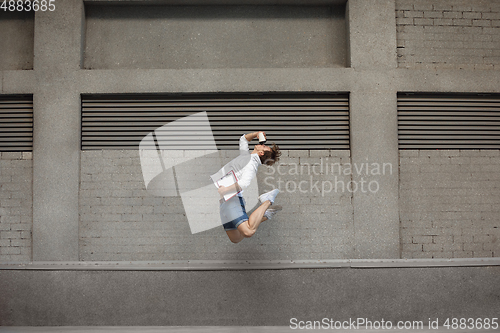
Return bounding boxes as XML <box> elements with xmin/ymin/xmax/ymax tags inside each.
<box><xmin>260</xmin><ymin>143</ymin><xmax>281</xmax><ymax>166</ymax></box>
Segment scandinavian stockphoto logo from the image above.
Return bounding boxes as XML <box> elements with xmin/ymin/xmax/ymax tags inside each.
<box><xmin>138</xmin><ymin>112</ymin><xmax>259</xmax><ymax>234</ymax></box>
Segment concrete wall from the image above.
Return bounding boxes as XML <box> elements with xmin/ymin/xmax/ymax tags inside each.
<box><xmin>400</xmin><ymin>149</ymin><xmax>500</xmax><ymax>259</ymax></box>
<box><xmin>1</xmin><ymin>266</ymin><xmax>499</xmax><ymax>326</ymax></box>
<box><xmin>0</xmin><ymin>152</ymin><xmax>32</xmax><ymax>262</ymax></box>
<box><xmin>396</xmin><ymin>0</ymin><xmax>500</xmax><ymax>69</ymax></box>
<box><xmin>0</xmin><ymin>11</ymin><xmax>34</xmax><ymax>70</ymax></box>
<box><xmin>1</xmin><ymin>0</ymin><xmax>500</xmax><ymax>326</ymax></box>
<box><xmin>84</xmin><ymin>5</ymin><xmax>347</xmax><ymax>69</ymax></box>
<box><xmin>80</xmin><ymin>150</ymin><xmax>354</xmax><ymax>260</ymax></box>
<box><xmin>0</xmin><ymin>0</ymin><xmax>497</xmax><ymax>263</ymax></box>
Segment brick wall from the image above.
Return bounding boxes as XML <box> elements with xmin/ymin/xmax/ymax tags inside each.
<box><xmin>399</xmin><ymin>150</ymin><xmax>500</xmax><ymax>258</ymax></box>
<box><xmin>79</xmin><ymin>150</ymin><xmax>354</xmax><ymax>261</ymax></box>
<box><xmin>0</xmin><ymin>152</ymin><xmax>33</xmax><ymax>261</ymax></box>
<box><xmin>396</xmin><ymin>0</ymin><xmax>500</xmax><ymax>69</ymax></box>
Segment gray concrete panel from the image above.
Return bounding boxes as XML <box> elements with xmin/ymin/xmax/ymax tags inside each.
<box><xmin>0</xmin><ymin>11</ymin><xmax>34</xmax><ymax>70</ymax></box>
<box><xmin>32</xmin><ymin>0</ymin><xmax>84</xmax><ymax>261</ymax></box>
<box><xmin>0</xmin><ymin>266</ymin><xmax>499</xmax><ymax>325</ymax></box>
<box><xmin>84</xmin><ymin>5</ymin><xmax>347</xmax><ymax>69</ymax></box>
<box><xmin>347</xmin><ymin>0</ymin><xmax>397</xmax><ymax>70</ymax></box>
<box><xmin>1</xmin><ymin>70</ymin><xmax>36</xmax><ymax>94</ymax></box>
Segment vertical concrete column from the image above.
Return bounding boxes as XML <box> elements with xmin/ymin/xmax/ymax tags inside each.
<box><xmin>347</xmin><ymin>0</ymin><xmax>397</xmax><ymax>70</ymax></box>
<box><xmin>347</xmin><ymin>0</ymin><xmax>400</xmax><ymax>258</ymax></box>
<box><xmin>32</xmin><ymin>0</ymin><xmax>84</xmax><ymax>260</ymax></box>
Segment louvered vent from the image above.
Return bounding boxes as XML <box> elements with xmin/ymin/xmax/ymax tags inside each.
<box><xmin>81</xmin><ymin>93</ymin><xmax>349</xmax><ymax>150</ymax></box>
<box><xmin>0</xmin><ymin>95</ymin><xmax>33</xmax><ymax>152</ymax></box>
<box><xmin>398</xmin><ymin>93</ymin><xmax>500</xmax><ymax>149</ymax></box>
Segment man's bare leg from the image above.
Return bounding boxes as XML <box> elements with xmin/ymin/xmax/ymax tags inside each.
<box><xmin>226</xmin><ymin>229</ymin><xmax>245</xmax><ymax>243</ymax></box>
<box><xmin>236</xmin><ymin>200</ymin><xmax>271</xmax><ymax>238</ymax></box>
<box><xmin>248</xmin><ymin>200</ymin><xmax>271</xmax><ymax>229</ymax></box>
<box><xmin>226</xmin><ymin>214</ymin><xmax>268</xmax><ymax>243</ymax></box>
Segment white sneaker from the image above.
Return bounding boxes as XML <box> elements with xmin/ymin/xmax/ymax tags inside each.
<box><xmin>259</xmin><ymin>189</ymin><xmax>280</xmax><ymax>204</ymax></box>
<box><xmin>264</xmin><ymin>205</ymin><xmax>282</xmax><ymax>220</ymax></box>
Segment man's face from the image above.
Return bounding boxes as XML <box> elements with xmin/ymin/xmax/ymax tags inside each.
<box><xmin>255</xmin><ymin>144</ymin><xmax>271</xmax><ymax>155</ymax></box>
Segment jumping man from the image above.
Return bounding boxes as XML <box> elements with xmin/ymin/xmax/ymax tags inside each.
<box><xmin>213</xmin><ymin>131</ymin><xmax>281</xmax><ymax>243</ymax></box>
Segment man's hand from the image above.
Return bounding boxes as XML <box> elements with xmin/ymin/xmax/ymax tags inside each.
<box><xmin>218</xmin><ymin>186</ymin><xmax>227</xmax><ymax>196</ymax></box>
<box><xmin>245</xmin><ymin>131</ymin><xmax>266</xmax><ymax>142</ymax></box>
<box><xmin>217</xmin><ymin>183</ymin><xmax>242</xmax><ymax>198</ymax></box>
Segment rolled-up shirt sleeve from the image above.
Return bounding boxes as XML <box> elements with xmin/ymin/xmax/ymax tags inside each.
<box><xmin>239</xmin><ymin>134</ymin><xmax>249</xmax><ymax>151</ymax></box>
<box><xmin>237</xmin><ymin>162</ymin><xmax>258</xmax><ymax>190</ymax></box>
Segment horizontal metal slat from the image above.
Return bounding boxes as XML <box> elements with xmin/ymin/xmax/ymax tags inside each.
<box><xmin>0</xmin><ymin>103</ymin><xmax>33</xmax><ymax>109</ymax></box>
<box><xmin>0</xmin><ymin>141</ymin><xmax>33</xmax><ymax>146</ymax></box>
<box><xmin>398</xmin><ymin>111</ymin><xmax>500</xmax><ymax>115</ymax></box>
<box><xmin>400</xmin><ymin>140</ymin><xmax>500</xmax><ymax>144</ymax></box>
<box><xmin>397</xmin><ymin>97</ymin><xmax>500</xmax><ymax>103</ymax></box>
<box><xmin>0</xmin><ymin>132</ymin><xmax>33</xmax><ymax>137</ymax></box>
<box><xmin>399</xmin><ymin>130</ymin><xmax>500</xmax><ymax>135</ymax></box>
<box><xmin>398</xmin><ymin>102</ymin><xmax>500</xmax><ymax>108</ymax></box>
<box><xmin>84</xmin><ymin>145</ymin><xmax>351</xmax><ymax>150</ymax></box>
<box><xmin>399</xmin><ymin>125</ymin><xmax>500</xmax><ymax>130</ymax></box>
<box><xmin>84</xmin><ymin>135</ymin><xmax>350</xmax><ymax>142</ymax></box>
<box><xmin>83</xmin><ymin>116</ymin><xmax>348</xmax><ymax>122</ymax></box>
<box><xmin>83</xmin><ymin>110</ymin><xmax>349</xmax><ymax>115</ymax></box>
<box><xmin>0</xmin><ymin>110</ymin><xmax>34</xmax><ymax>114</ymax></box>
<box><xmin>399</xmin><ymin>143</ymin><xmax>500</xmax><ymax>150</ymax></box>
<box><xmin>398</xmin><ymin>116</ymin><xmax>500</xmax><ymax>121</ymax></box>
<box><xmin>82</xmin><ymin>130</ymin><xmax>349</xmax><ymax>136</ymax></box>
<box><xmin>82</xmin><ymin>120</ymin><xmax>349</xmax><ymax>127</ymax></box>
<box><xmin>399</xmin><ymin>136</ymin><xmax>500</xmax><ymax>140</ymax></box>
<box><xmin>82</xmin><ymin>103</ymin><xmax>349</xmax><ymax>109</ymax></box>
<box><xmin>0</xmin><ymin>138</ymin><xmax>33</xmax><ymax>143</ymax></box>
<box><xmin>398</xmin><ymin>121</ymin><xmax>500</xmax><ymax>126</ymax></box>
<box><xmin>84</xmin><ymin>141</ymin><xmax>350</xmax><ymax>146</ymax></box>
<box><xmin>82</xmin><ymin>98</ymin><xmax>349</xmax><ymax>104</ymax></box>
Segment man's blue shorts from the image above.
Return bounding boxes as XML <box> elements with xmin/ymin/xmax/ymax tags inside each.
<box><xmin>220</xmin><ymin>195</ymin><xmax>249</xmax><ymax>231</ymax></box>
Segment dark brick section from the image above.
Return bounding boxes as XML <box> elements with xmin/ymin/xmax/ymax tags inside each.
<box><xmin>396</xmin><ymin>0</ymin><xmax>500</xmax><ymax>69</ymax></box>
<box><xmin>0</xmin><ymin>152</ymin><xmax>33</xmax><ymax>261</ymax></box>
<box><xmin>399</xmin><ymin>150</ymin><xmax>500</xmax><ymax>258</ymax></box>
<box><xmin>79</xmin><ymin>150</ymin><xmax>354</xmax><ymax>261</ymax></box>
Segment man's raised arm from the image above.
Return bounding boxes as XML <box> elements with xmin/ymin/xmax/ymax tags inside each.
<box><xmin>244</xmin><ymin>132</ymin><xmax>259</xmax><ymax>142</ymax></box>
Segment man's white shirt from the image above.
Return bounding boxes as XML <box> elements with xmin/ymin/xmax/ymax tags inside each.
<box><xmin>210</xmin><ymin>134</ymin><xmax>262</xmax><ymax>196</ymax></box>
<box><xmin>235</xmin><ymin>135</ymin><xmax>262</xmax><ymax>192</ymax></box>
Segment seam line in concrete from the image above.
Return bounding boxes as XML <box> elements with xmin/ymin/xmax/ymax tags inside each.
<box><xmin>0</xmin><ymin>258</ymin><xmax>498</xmax><ymax>271</ymax></box>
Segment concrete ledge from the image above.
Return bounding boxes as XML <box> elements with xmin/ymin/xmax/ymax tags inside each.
<box><xmin>1</xmin><ymin>70</ymin><xmax>36</xmax><ymax>94</ymax></box>
<box><xmin>0</xmin><ymin>327</ymin><xmax>498</xmax><ymax>333</ymax></box>
<box><xmin>2</xmin><ymin>267</ymin><xmax>498</xmax><ymax>326</ymax></box>
<box><xmin>0</xmin><ymin>258</ymin><xmax>499</xmax><ymax>270</ymax></box>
